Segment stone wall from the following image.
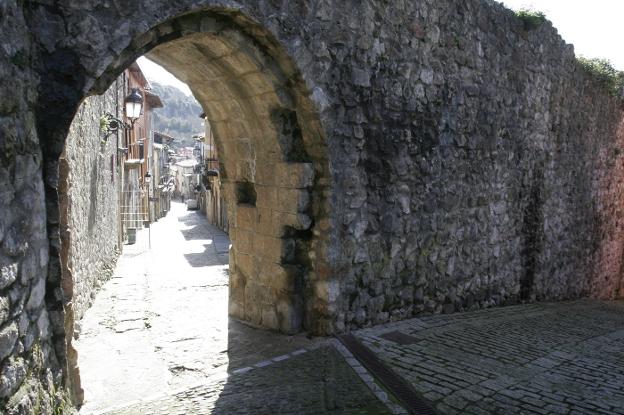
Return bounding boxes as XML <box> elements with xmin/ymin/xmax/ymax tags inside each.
<box><xmin>58</xmin><ymin>74</ymin><xmax>123</xmax><ymax>406</ymax></box>
<box><xmin>0</xmin><ymin>2</ymin><xmax>68</xmax><ymax>414</ymax></box>
<box><xmin>1</xmin><ymin>0</ymin><xmax>624</xmax><ymax>411</ymax></box>
<box><xmin>60</xmin><ymin>79</ymin><xmax>122</xmax><ymax>323</ymax></box>
<box><xmin>68</xmin><ymin>0</ymin><xmax>624</xmax><ymax>335</ymax></box>
<box><xmin>327</xmin><ymin>1</ymin><xmax>624</xmax><ymax>329</ymax></box>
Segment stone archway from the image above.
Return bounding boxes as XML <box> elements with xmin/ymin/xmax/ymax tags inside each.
<box><xmin>133</xmin><ymin>11</ymin><xmax>332</xmax><ymax>335</ymax></box>
<box><xmin>6</xmin><ymin>0</ymin><xmax>624</xmax><ymax>412</ymax></box>
<box><xmin>40</xmin><ymin>8</ymin><xmax>336</xmax><ymax>406</ymax></box>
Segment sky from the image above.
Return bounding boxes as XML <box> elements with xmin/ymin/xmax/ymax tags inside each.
<box><xmin>137</xmin><ymin>56</ymin><xmax>193</xmax><ymax>96</ymax></box>
<box><xmin>138</xmin><ymin>1</ymin><xmax>624</xmax><ymax>95</ymax></box>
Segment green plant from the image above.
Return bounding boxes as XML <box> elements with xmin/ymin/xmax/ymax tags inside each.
<box><xmin>99</xmin><ymin>115</ymin><xmax>111</xmax><ymax>133</ymax></box>
<box><xmin>515</xmin><ymin>9</ymin><xmax>547</xmax><ymax>30</ymax></box>
<box><xmin>577</xmin><ymin>57</ymin><xmax>624</xmax><ymax>97</ymax></box>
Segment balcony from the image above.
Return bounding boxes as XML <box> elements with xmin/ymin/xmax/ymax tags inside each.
<box><xmin>124</xmin><ymin>141</ymin><xmax>146</xmax><ymax>168</ymax></box>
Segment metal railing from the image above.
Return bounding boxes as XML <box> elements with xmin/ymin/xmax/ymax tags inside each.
<box><xmin>121</xmin><ymin>189</ymin><xmax>148</xmax><ymax>229</ymax></box>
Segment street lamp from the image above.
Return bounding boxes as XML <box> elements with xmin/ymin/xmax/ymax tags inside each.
<box><xmin>125</xmin><ymin>88</ymin><xmax>143</xmax><ymax>127</ymax></box>
<box><xmin>100</xmin><ymin>88</ymin><xmax>144</xmax><ymax>143</ymax></box>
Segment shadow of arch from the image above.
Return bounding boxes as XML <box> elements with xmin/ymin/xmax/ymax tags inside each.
<box><xmin>42</xmin><ymin>6</ymin><xmax>335</xmax><ymax>407</ymax></box>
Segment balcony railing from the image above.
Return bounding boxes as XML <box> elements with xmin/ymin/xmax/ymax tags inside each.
<box><xmin>125</xmin><ymin>141</ymin><xmax>145</xmax><ymax>161</ymax></box>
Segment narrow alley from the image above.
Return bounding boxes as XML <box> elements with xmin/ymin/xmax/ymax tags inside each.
<box><xmin>75</xmin><ymin>202</ymin><xmax>392</xmax><ymax>414</ymax></box>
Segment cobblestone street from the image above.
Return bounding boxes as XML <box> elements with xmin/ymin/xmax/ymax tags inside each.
<box><xmin>75</xmin><ymin>203</ymin><xmax>389</xmax><ymax>414</ymax></box>
<box><xmin>103</xmin><ymin>346</ymin><xmax>391</xmax><ymax>415</ymax></box>
<box><xmin>356</xmin><ymin>300</ymin><xmax>624</xmax><ymax>415</ymax></box>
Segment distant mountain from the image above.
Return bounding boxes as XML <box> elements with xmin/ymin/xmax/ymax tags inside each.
<box><xmin>150</xmin><ymin>82</ymin><xmax>204</xmax><ymax>148</ymax></box>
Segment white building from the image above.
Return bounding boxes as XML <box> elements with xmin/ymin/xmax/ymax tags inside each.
<box><xmin>174</xmin><ymin>158</ymin><xmax>198</xmax><ymax>200</ymax></box>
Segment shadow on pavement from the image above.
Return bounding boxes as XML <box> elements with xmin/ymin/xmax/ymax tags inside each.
<box><xmin>181</xmin><ymin>319</ymin><xmax>393</xmax><ymax>414</ymax></box>
<box><xmin>179</xmin><ymin>225</ymin><xmax>209</xmax><ymax>241</ymax></box>
<box><xmin>183</xmin><ymin>245</ymin><xmax>227</xmax><ymax>267</ymax></box>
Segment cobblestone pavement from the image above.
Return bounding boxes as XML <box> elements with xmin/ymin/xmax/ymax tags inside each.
<box><xmin>76</xmin><ymin>203</ymin><xmax>374</xmax><ymax>414</ymax></box>
<box><xmin>356</xmin><ymin>300</ymin><xmax>624</xmax><ymax>415</ymax></box>
<box><xmin>103</xmin><ymin>346</ymin><xmax>392</xmax><ymax>415</ymax></box>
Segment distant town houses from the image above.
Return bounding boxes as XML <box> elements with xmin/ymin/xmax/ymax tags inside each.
<box><xmin>121</xmin><ymin>62</ymin><xmax>164</xmax><ymax>242</ymax></box>
<box><xmin>166</xmin><ymin>116</ymin><xmax>228</xmax><ymax>233</ymax></box>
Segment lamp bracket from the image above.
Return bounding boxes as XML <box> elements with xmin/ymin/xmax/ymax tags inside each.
<box><xmin>101</xmin><ymin>112</ymin><xmax>136</xmax><ymax>142</ymax></box>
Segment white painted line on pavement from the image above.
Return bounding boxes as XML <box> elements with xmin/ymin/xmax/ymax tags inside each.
<box><xmin>254</xmin><ymin>360</ymin><xmax>273</xmax><ymax>368</ymax></box>
<box><xmin>231</xmin><ymin>366</ymin><xmax>253</xmax><ymax>375</ymax></box>
<box><xmin>87</xmin><ymin>346</ymin><xmax>323</xmax><ymax>415</ymax></box>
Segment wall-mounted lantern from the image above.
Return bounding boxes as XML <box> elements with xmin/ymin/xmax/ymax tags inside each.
<box><xmin>124</xmin><ymin>88</ymin><xmax>143</xmax><ymax>126</ymax></box>
<box><xmin>100</xmin><ymin>88</ymin><xmax>144</xmax><ymax>145</ymax></box>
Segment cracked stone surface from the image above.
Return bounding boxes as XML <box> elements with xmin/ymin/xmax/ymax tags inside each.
<box><xmin>75</xmin><ymin>203</ymin><xmax>326</xmax><ymax>413</ymax></box>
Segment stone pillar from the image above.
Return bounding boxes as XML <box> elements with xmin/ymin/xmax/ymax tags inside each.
<box><xmin>227</xmin><ymin>162</ymin><xmax>314</xmax><ymax>333</ymax></box>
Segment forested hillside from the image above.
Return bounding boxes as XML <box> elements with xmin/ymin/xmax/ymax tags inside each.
<box><xmin>151</xmin><ymin>82</ymin><xmax>204</xmax><ymax>147</ymax></box>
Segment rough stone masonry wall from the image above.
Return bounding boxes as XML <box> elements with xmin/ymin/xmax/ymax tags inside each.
<box><xmin>20</xmin><ymin>0</ymin><xmax>624</xmax><ymax>334</ymax></box>
<box><xmin>0</xmin><ymin>2</ymin><xmax>68</xmax><ymax>414</ymax></box>
<box><xmin>3</xmin><ymin>0</ymin><xmax>624</xmax><ymax>411</ymax></box>
<box><xmin>329</xmin><ymin>0</ymin><xmax>624</xmax><ymax>328</ymax></box>
<box><xmin>58</xmin><ymin>74</ymin><xmax>124</xmax><ymax>406</ymax></box>
<box><xmin>60</xmin><ymin>78</ymin><xmax>121</xmax><ymax>323</ymax></box>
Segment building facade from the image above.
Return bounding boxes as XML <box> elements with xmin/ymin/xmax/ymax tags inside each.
<box><xmin>197</xmin><ymin>116</ymin><xmax>228</xmax><ymax>232</ymax></box>
<box><xmin>172</xmin><ymin>158</ymin><xmax>198</xmax><ymax>202</ymax></box>
<box><xmin>120</xmin><ymin>63</ymin><xmax>163</xmax><ymax>239</ymax></box>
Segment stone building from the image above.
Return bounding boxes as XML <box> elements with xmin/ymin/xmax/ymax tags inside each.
<box><xmin>58</xmin><ymin>73</ymin><xmax>124</xmax><ymax>327</ymax></box>
<box><xmin>2</xmin><ymin>0</ymin><xmax>624</xmax><ymax>412</ymax></box>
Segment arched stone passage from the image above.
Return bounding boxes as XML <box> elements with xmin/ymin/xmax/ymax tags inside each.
<box><xmin>41</xmin><ymin>8</ymin><xmax>336</xmax><ymax>405</ymax></box>
<box><xmin>135</xmin><ymin>13</ymin><xmax>332</xmax><ymax>334</ymax></box>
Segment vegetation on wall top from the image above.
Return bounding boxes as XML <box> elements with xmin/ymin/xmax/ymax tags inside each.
<box><xmin>515</xmin><ymin>9</ymin><xmax>547</xmax><ymax>30</ymax></box>
<box><xmin>577</xmin><ymin>57</ymin><xmax>624</xmax><ymax>97</ymax></box>
<box><xmin>511</xmin><ymin>6</ymin><xmax>623</xmax><ymax>100</ymax></box>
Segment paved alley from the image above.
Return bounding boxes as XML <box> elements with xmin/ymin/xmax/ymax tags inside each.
<box><xmin>75</xmin><ymin>203</ymin><xmax>391</xmax><ymax>414</ymax></box>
